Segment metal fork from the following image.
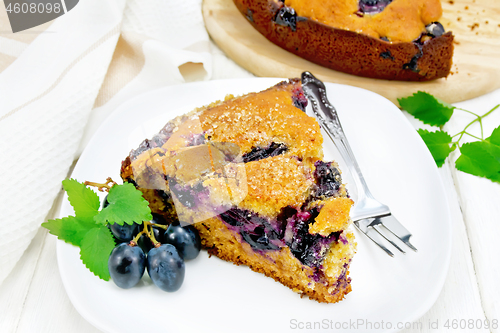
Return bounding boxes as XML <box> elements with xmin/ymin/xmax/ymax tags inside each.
<box><xmin>301</xmin><ymin>72</ymin><xmax>417</xmax><ymax>256</ymax></box>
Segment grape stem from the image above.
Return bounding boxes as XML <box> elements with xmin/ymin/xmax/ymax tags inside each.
<box><xmin>153</xmin><ymin>224</ymin><xmax>168</xmax><ymax>230</ymax></box>
<box><xmin>130</xmin><ymin>228</ymin><xmax>146</xmax><ymax>246</ymax></box>
<box><xmin>85</xmin><ymin>177</ymin><xmax>117</xmax><ymax>192</ymax></box>
<box><xmin>148</xmin><ymin>223</ymin><xmax>162</xmax><ymax>248</ymax></box>
<box><xmin>137</xmin><ymin>221</ymin><xmax>166</xmax><ymax>248</ymax></box>
<box><xmin>450</xmin><ymin>104</ymin><xmax>500</xmax><ymax>146</ymax></box>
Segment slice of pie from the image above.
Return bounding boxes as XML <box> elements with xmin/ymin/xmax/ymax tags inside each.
<box><xmin>120</xmin><ymin>79</ymin><xmax>356</xmax><ymax>303</ymax></box>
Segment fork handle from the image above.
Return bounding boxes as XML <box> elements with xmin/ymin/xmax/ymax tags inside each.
<box><xmin>301</xmin><ymin>72</ymin><xmax>387</xmax><ymax>215</ymax></box>
<box><xmin>322</xmin><ymin>119</ymin><xmax>371</xmax><ymax>198</ymax></box>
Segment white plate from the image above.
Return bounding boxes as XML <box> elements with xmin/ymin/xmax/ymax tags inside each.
<box><xmin>57</xmin><ymin>78</ymin><xmax>451</xmax><ymax>333</ymax></box>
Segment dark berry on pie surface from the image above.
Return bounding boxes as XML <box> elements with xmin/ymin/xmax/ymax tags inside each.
<box><xmin>283</xmin><ymin>208</ymin><xmax>340</xmax><ymax>268</ymax></box>
<box><xmin>146</xmin><ymin>122</ymin><xmax>175</xmax><ymax>150</ymax></box>
<box><xmin>171</xmin><ymin>185</ymin><xmax>195</xmax><ymax>208</ymax></box>
<box><xmin>219</xmin><ymin>209</ymin><xmax>245</xmax><ymax>227</ymax></box>
<box><xmin>219</xmin><ymin>208</ymin><xmax>285</xmax><ymax>251</ymax></box>
<box><xmin>241</xmin><ymin>227</ymin><xmax>281</xmax><ymax>251</ymax></box>
<box><xmin>292</xmin><ymin>86</ymin><xmax>308</xmax><ymax>112</ymax></box>
<box><xmin>313</xmin><ymin>161</ymin><xmax>342</xmax><ymax>198</ymax></box>
<box><xmin>169</xmin><ymin>179</ymin><xmax>208</xmax><ymax>209</ymax></box>
<box><xmin>359</xmin><ymin>0</ymin><xmax>393</xmax><ymax>14</ymax></box>
<box><xmin>131</xmin><ymin>139</ymin><xmax>155</xmax><ymax>160</ymax></box>
<box><xmin>246</xmin><ymin>8</ymin><xmax>254</xmax><ymax>22</ymax></box>
<box><xmin>425</xmin><ymin>22</ymin><xmax>445</xmax><ymax>37</ymax></box>
<box><xmin>380</xmin><ymin>51</ymin><xmax>394</xmax><ymax>60</ymax></box>
<box><xmin>242</xmin><ymin>142</ymin><xmax>288</xmax><ymax>163</ymax></box>
<box><xmin>402</xmin><ymin>43</ymin><xmax>423</xmax><ymax>72</ymax></box>
<box><xmin>156</xmin><ymin>189</ymin><xmax>177</xmax><ymax>213</ymax></box>
<box><xmin>275</xmin><ymin>7</ymin><xmax>297</xmax><ymax>31</ymax></box>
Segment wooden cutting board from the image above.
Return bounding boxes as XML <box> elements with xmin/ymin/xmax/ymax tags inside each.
<box><xmin>203</xmin><ymin>0</ymin><xmax>500</xmax><ymax>105</ymax></box>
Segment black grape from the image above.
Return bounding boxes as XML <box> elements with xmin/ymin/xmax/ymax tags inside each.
<box><xmin>137</xmin><ymin>225</ymin><xmax>162</xmax><ymax>253</ymax></box>
<box><xmin>108</xmin><ymin>243</ymin><xmax>145</xmax><ymax>289</ymax></box>
<box><xmin>108</xmin><ymin>222</ymin><xmax>140</xmax><ymax>242</ymax></box>
<box><xmin>164</xmin><ymin>224</ymin><xmax>201</xmax><ymax>260</ymax></box>
<box><xmin>147</xmin><ymin>244</ymin><xmax>185</xmax><ymax>292</ymax></box>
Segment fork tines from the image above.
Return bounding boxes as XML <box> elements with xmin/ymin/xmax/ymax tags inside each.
<box><xmin>354</xmin><ymin>215</ymin><xmax>417</xmax><ymax>257</ymax></box>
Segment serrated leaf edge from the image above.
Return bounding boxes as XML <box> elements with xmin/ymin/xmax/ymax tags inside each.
<box><xmin>41</xmin><ymin>217</ymin><xmax>81</xmax><ymax>247</ymax></box>
<box><xmin>62</xmin><ymin>178</ymin><xmax>100</xmax><ymax>219</ymax></box>
<box><xmin>399</xmin><ymin>91</ymin><xmax>455</xmax><ymax>127</ymax></box>
<box><xmin>79</xmin><ymin>226</ymin><xmax>115</xmax><ymax>281</ymax></box>
<box><xmin>455</xmin><ymin>142</ymin><xmax>500</xmax><ymax>183</ymax></box>
<box><xmin>417</xmin><ymin>129</ymin><xmax>454</xmax><ymax>167</ymax></box>
<box><xmin>94</xmin><ymin>183</ymin><xmax>152</xmax><ymax>226</ymax></box>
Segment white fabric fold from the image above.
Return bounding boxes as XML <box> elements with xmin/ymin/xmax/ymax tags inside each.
<box><xmin>0</xmin><ymin>0</ymin><xmax>125</xmax><ymax>286</ymax></box>
<box><xmin>0</xmin><ymin>0</ymin><xmax>213</xmax><ymax>286</ymax></box>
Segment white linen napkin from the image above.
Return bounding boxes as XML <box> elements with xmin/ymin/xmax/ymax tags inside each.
<box><xmin>0</xmin><ymin>0</ymin><xmax>212</xmax><ymax>286</ymax></box>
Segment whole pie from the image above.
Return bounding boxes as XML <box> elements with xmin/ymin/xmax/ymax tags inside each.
<box><xmin>233</xmin><ymin>0</ymin><xmax>454</xmax><ymax>81</ymax></box>
<box><xmin>120</xmin><ymin>79</ymin><xmax>356</xmax><ymax>303</ymax></box>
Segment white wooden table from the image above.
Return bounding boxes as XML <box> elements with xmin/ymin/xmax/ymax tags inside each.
<box><xmin>1</xmin><ymin>42</ymin><xmax>499</xmax><ymax>333</ymax></box>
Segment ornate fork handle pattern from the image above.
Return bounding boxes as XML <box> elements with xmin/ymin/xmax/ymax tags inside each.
<box><xmin>301</xmin><ymin>72</ymin><xmax>343</xmax><ymax>132</ymax></box>
<box><xmin>301</xmin><ymin>72</ymin><xmax>389</xmax><ymax>219</ymax></box>
<box><xmin>301</xmin><ymin>72</ymin><xmax>416</xmax><ymax>256</ymax></box>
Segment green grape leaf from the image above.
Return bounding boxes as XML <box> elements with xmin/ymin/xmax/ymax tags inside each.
<box><xmin>484</xmin><ymin>125</ymin><xmax>500</xmax><ymax>164</ymax></box>
<box><xmin>62</xmin><ymin>179</ymin><xmax>100</xmax><ymax>220</ymax></box>
<box><xmin>455</xmin><ymin>142</ymin><xmax>500</xmax><ymax>183</ymax></box>
<box><xmin>79</xmin><ymin>225</ymin><xmax>116</xmax><ymax>281</ymax></box>
<box><xmin>486</xmin><ymin>125</ymin><xmax>500</xmax><ymax>145</ymax></box>
<box><xmin>417</xmin><ymin>129</ymin><xmax>455</xmax><ymax>167</ymax></box>
<box><xmin>398</xmin><ymin>91</ymin><xmax>455</xmax><ymax>127</ymax></box>
<box><xmin>42</xmin><ymin>216</ymin><xmax>98</xmax><ymax>247</ymax></box>
<box><xmin>94</xmin><ymin>182</ymin><xmax>152</xmax><ymax>226</ymax></box>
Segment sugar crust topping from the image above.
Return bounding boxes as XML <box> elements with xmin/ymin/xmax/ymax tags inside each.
<box><xmin>240</xmin><ymin>155</ymin><xmax>313</xmax><ymax>217</ymax></box>
<box><xmin>199</xmin><ymin>85</ymin><xmax>323</xmax><ymax>160</ymax></box>
<box><xmin>284</xmin><ymin>0</ymin><xmax>442</xmax><ymax>42</ymax></box>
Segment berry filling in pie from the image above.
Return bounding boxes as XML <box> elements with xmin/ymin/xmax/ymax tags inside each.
<box><xmin>120</xmin><ymin>79</ymin><xmax>356</xmax><ymax>303</ymax></box>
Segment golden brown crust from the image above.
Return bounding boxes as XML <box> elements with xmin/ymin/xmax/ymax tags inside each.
<box><xmin>233</xmin><ymin>0</ymin><xmax>454</xmax><ymax>81</ymax></box>
<box><xmin>309</xmin><ymin>197</ymin><xmax>354</xmax><ymax>236</ymax></box>
<box><xmin>240</xmin><ymin>155</ymin><xmax>313</xmax><ymax>217</ymax></box>
<box><xmin>198</xmin><ymin>80</ymin><xmax>323</xmax><ymax>159</ymax></box>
